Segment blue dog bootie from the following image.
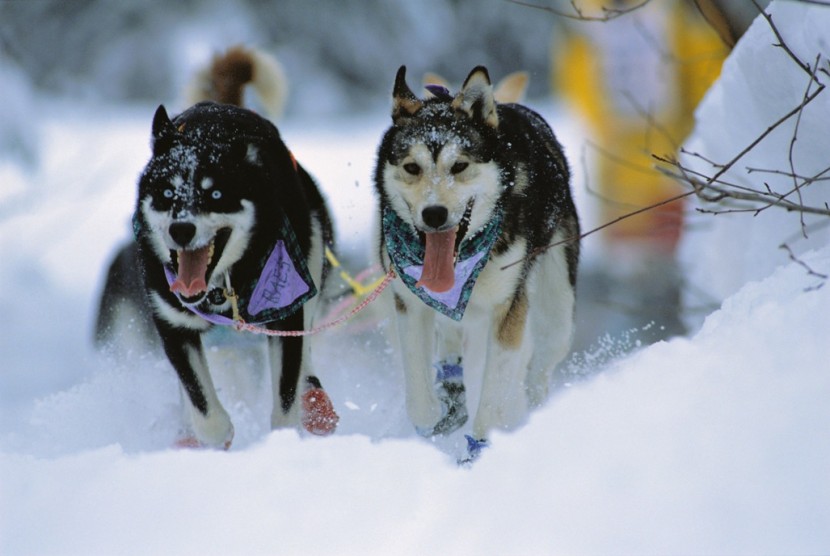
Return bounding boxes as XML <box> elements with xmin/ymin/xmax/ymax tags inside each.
<box><xmin>417</xmin><ymin>357</ymin><xmax>468</xmax><ymax>437</ymax></box>
<box><xmin>458</xmin><ymin>435</ymin><xmax>489</xmax><ymax>466</ymax></box>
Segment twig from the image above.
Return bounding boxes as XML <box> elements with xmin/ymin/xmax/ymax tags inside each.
<box><xmin>787</xmin><ymin>54</ymin><xmax>823</xmax><ymax>236</ymax></box>
<box><xmin>620</xmin><ymin>91</ymin><xmax>681</xmax><ymax>152</ymax></box>
<box><xmin>745</xmin><ymin>165</ymin><xmax>830</xmax><ymax>183</ymax></box>
<box><xmin>780</xmin><ymin>243</ymin><xmax>829</xmax><ymax>289</ymax></box>
<box><xmin>680</xmin><ymin>148</ymin><xmax>724</xmax><ymax>170</ymax></box>
<box><xmin>706</xmin><ymin>86</ymin><xmax>824</xmax><ymax>187</ymax></box>
<box><xmin>655</xmin><ymin>160</ymin><xmax>830</xmax><ymax>217</ymax></box>
<box><xmin>751</xmin><ymin>0</ymin><xmax>822</xmax><ymax>83</ymax></box>
<box><xmin>579</xmin><ymin>143</ymin><xmax>633</xmax><ymax>210</ymax></box>
<box><xmin>586</xmin><ymin>140</ymin><xmax>661</xmax><ymax>177</ymax></box>
<box><xmin>500</xmin><ymin>189</ymin><xmax>695</xmax><ymax>271</ymax></box>
<box><xmin>792</xmin><ymin>0</ymin><xmax>830</xmax><ymax>7</ymax></box>
<box><xmin>506</xmin><ymin>0</ymin><xmax>651</xmax><ymax>22</ymax></box>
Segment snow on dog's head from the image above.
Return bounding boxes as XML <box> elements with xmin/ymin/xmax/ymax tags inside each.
<box><xmin>375</xmin><ymin>66</ymin><xmax>506</xmax><ymax>292</ymax></box>
<box><xmin>135</xmin><ymin>102</ymin><xmax>282</xmax><ymax>303</ymax></box>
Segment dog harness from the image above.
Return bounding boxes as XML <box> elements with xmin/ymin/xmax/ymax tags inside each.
<box><xmin>382</xmin><ymin>206</ymin><xmax>503</xmax><ymax>321</ymax></box>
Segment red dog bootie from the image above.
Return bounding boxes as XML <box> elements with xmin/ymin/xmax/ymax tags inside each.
<box><xmin>301</xmin><ymin>377</ymin><xmax>339</xmax><ymax>436</ymax></box>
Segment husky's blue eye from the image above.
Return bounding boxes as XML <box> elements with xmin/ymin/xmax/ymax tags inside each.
<box><xmin>451</xmin><ymin>162</ymin><xmax>469</xmax><ymax>174</ymax></box>
<box><xmin>403</xmin><ymin>162</ymin><xmax>420</xmax><ymax>175</ymax></box>
<box><xmin>163</xmin><ymin>189</ymin><xmax>174</xmax><ymax>199</ymax></box>
<box><xmin>211</xmin><ymin>190</ymin><xmax>222</xmax><ymax>200</ymax></box>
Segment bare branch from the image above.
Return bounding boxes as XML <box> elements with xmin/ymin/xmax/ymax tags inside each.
<box><xmin>780</xmin><ymin>242</ymin><xmax>828</xmax><ymax>291</ymax></box>
<box><xmin>745</xmin><ymin>165</ymin><xmax>830</xmax><ymax>184</ymax></box>
<box><xmin>505</xmin><ymin>0</ymin><xmax>651</xmax><ymax>22</ymax></box>
<box><xmin>500</xmin><ymin>189</ymin><xmax>695</xmax><ymax>271</ymax></box>
<box><xmin>586</xmin><ymin>140</ymin><xmax>661</xmax><ymax>178</ymax></box>
<box><xmin>620</xmin><ymin>91</ymin><xmax>681</xmax><ymax>152</ymax></box>
<box><xmin>680</xmin><ymin>148</ymin><xmax>724</xmax><ymax>170</ymax></box>
<box><xmin>702</xmin><ymin>87</ymin><xmax>824</xmax><ymax>191</ymax></box>
<box><xmin>655</xmin><ymin>158</ymin><xmax>830</xmax><ymax>218</ymax></box>
<box><xmin>787</xmin><ymin>54</ymin><xmax>823</xmax><ymax>236</ymax></box>
<box><xmin>751</xmin><ymin>0</ymin><xmax>824</xmax><ymax>84</ymax></box>
<box><xmin>578</xmin><ymin>143</ymin><xmax>642</xmax><ymax>211</ymax></box>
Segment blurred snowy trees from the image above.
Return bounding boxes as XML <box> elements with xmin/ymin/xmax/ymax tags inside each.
<box><xmin>0</xmin><ymin>0</ymin><xmax>555</xmax><ymax>114</ymax></box>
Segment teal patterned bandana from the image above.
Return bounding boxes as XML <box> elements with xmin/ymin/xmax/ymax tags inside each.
<box><xmin>383</xmin><ymin>206</ymin><xmax>503</xmax><ymax>321</ymax></box>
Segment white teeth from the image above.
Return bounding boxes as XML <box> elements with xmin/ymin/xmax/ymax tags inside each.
<box><xmin>174</xmin><ymin>239</ymin><xmax>215</xmax><ymax>265</ymax></box>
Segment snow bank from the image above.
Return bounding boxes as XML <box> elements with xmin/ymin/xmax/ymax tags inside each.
<box><xmin>2</xmin><ymin>247</ymin><xmax>828</xmax><ymax>555</ymax></box>
<box><xmin>678</xmin><ymin>1</ymin><xmax>830</xmax><ymax>325</ymax></box>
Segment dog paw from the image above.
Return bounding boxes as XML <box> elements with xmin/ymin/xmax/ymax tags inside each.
<box><xmin>457</xmin><ymin>435</ymin><xmax>488</xmax><ymax>466</ymax></box>
<box><xmin>174</xmin><ymin>433</ymin><xmax>233</xmax><ymax>451</ymax></box>
<box><xmin>301</xmin><ymin>387</ymin><xmax>339</xmax><ymax>436</ymax></box>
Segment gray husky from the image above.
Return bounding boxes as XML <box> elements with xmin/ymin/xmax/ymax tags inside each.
<box><xmin>374</xmin><ymin>66</ymin><xmax>579</xmax><ymax>457</ymax></box>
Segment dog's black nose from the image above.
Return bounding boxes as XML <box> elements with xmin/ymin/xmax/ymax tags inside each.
<box><xmin>169</xmin><ymin>222</ymin><xmax>197</xmax><ymax>247</ymax></box>
<box><xmin>422</xmin><ymin>205</ymin><xmax>449</xmax><ymax>229</ymax></box>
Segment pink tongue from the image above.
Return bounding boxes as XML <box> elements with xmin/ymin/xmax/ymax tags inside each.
<box><xmin>416</xmin><ymin>228</ymin><xmax>457</xmax><ymax>293</ymax></box>
<box><xmin>171</xmin><ymin>245</ymin><xmax>211</xmax><ymax>297</ymax></box>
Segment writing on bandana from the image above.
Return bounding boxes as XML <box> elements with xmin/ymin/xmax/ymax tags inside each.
<box><xmin>248</xmin><ymin>240</ymin><xmax>310</xmax><ymax>316</ymax></box>
<box><xmin>383</xmin><ymin>206</ymin><xmax>502</xmax><ymax>321</ymax></box>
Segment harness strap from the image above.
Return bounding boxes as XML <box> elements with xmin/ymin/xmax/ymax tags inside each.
<box><xmin>325</xmin><ymin>247</ymin><xmax>388</xmax><ymax>298</ymax></box>
<box><xmin>232</xmin><ymin>267</ymin><xmax>396</xmax><ymax>337</ymax></box>
<box><xmin>222</xmin><ymin>272</ymin><xmax>242</xmax><ymax>322</ymax></box>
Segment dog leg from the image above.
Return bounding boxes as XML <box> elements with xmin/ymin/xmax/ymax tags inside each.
<box><xmin>268</xmin><ymin>305</ymin><xmax>339</xmax><ymax>434</ymax></box>
<box><xmin>394</xmin><ymin>294</ymin><xmax>446</xmax><ymax>434</ymax></box>
<box><xmin>269</xmin><ymin>237</ymin><xmax>338</xmax><ymax>434</ymax></box>
<box><xmin>298</xmin><ymin>287</ymin><xmax>339</xmax><ymax>435</ymax></box>
<box><xmin>430</xmin><ymin>324</ymin><xmax>468</xmax><ymax>435</ymax></box>
<box><xmin>435</xmin><ymin>322</ymin><xmax>463</xmax><ymax>366</ymax></box>
<box><xmin>430</xmin><ymin>356</ymin><xmax>468</xmax><ymax>435</ymax></box>
<box><xmin>155</xmin><ymin>318</ymin><xmax>233</xmax><ymax>448</ymax></box>
<box><xmin>268</xmin><ymin>309</ymin><xmax>303</xmax><ymax>429</ymax></box>
<box><xmin>525</xmin><ymin>248</ymin><xmax>576</xmax><ymax>407</ymax></box>
<box><xmin>471</xmin><ymin>293</ymin><xmax>532</xmax><ymax>441</ymax></box>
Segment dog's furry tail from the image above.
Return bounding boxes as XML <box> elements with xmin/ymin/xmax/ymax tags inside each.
<box><xmin>185</xmin><ymin>45</ymin><xmax>288</xmax><ymax>119</ymax></box>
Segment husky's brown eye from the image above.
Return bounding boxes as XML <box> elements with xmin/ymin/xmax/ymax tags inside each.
<box><xmin>450</xmin><ymin>161</ymin><xmax>469</xmax><ymax>174</ymax></box>
<box><xmin>403</xmin><ymin>162</ymin><xmax>421</xmax><ymax>175</ymax></box>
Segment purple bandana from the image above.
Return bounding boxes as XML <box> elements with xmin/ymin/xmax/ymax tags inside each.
<box><xmin>248</xmin><ymin>240</ymin><xmax>310</xmax><ymax>316</ymax></box>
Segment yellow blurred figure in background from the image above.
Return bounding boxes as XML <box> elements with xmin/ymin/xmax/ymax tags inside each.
<box><xmin>550</xmin><ymin>0</ymin><xmax>735</xmax><ymax>349</ymax></box>
<box><xmin>553</xmin><ymin>0</ymin><xmax>728</xmax><ymax>253</ymax></box>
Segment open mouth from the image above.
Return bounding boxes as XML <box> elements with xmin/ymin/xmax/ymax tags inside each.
<box><xmin>416</xmin><ymin>200</ymin><xmax>474</xmax><ymax>294</ymax></box>
<box><xmin>169</xmin><ymin>228</ymin><xmax>232</xmax><ymax>303</ymax></box>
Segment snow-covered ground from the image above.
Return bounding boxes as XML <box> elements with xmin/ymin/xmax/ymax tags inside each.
<box><xmin>2</xmin><ymin>2</ymin><xmax>829</xmax><ymax>554</ymax></box>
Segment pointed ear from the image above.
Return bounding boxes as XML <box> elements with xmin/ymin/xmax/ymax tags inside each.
<box><xmin>493</xmin><ymin>71</ymin><xmax>529</xmax><ymax>104</ymax></box>
<box><xmin>151</xmin><ymin>105</ymin><xmax>177</xmax><ymax>154</ymax></box>
<box><xmin>392</xmin><ymin>66</ymin><xmax>423</xmax><ymax>124</ymax></box>
<box><xmin>452</xmin><ymin>66</ymin><xmax>499</xmax><ymax>128</ymax></box>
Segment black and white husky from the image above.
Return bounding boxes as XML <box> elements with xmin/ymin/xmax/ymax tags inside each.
<box><xmin>97</xmin><ymin>48</ymin><xmax>337</xmax><ymax>448</ymax></box>
<box><xmin>374</xmin><ymin>66</ymin><xmax>579</xmax><ymax>456</ymax></box>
